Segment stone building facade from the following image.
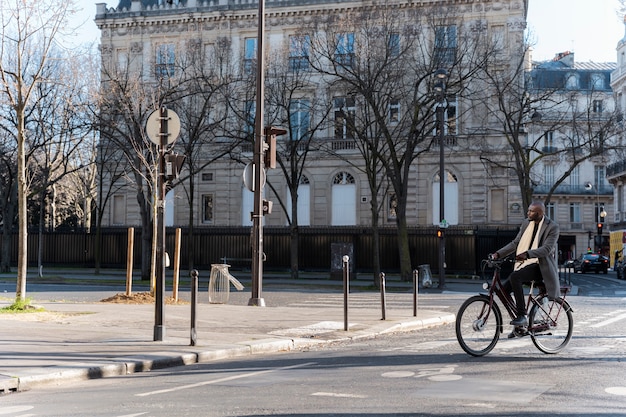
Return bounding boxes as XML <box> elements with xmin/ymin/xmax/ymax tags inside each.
<box><xmin>94</xmin><ymin>0</ymin><xmax>535</xmax><ymax>231</ymax></box>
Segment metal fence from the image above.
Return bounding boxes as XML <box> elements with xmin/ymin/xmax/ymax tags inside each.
<box><xmin>1</xmin><ymin>226</ymin><xmax>518</xmax><ymax>276</ymax></box>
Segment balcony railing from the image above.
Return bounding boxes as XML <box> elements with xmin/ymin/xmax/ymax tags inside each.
<box><xmin>607</xmin><ymin>159</ymin><xmax>626</xmax><ymax>178</ymax></box>
<box><xmin>533</xmin><ymin>184</ymin><xmax>613</xmax><ymax>195</ymax></box>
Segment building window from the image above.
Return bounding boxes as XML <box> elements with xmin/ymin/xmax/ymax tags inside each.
<box><xmin>595</xmin><ymin>165</ymin><xmax>606</xmax><ymax>189</ymax></box>
<box><xmin>112</xmin><ymin>195</ymin><xmax>126</xmax><ymax>225</ymax></box>
<box><xmin>570</xmin><ymin>166</ymin><xmax>580</xmax><ymax>186</ymax></box>
<box><xmin>289</xmin><ymin>99</ymin><xmax>311</xmax><ymax>141</ymax></box>
<box><xmin>202</xmin><ymin>194</ymin><xmax>214</xmax><ymax>223</ymax></box>
<box><xmin>155</xmin><ymin>43</ymin><xmax>176</xmax><ymax>77</ymax></box>
<box><xmin>593</xmin><ymin>99</ymin><xmax>603</xmax><ymax>113</ymax></box>
<box><xmin>335</xmin><ymin>33</ymin><xmax>355</xmax><ymax>69</ymax></box>
<box><xmin>569</xmin><ymin>202</ymin><xmax>581</xmax><ymax>223</ymax></box>
<box><xmin>388</xmin><ymin>192</ymin><xmax>398</xmax><ymax>221</ymax></box>
<box><xmin>544</xmin><ymin>164</ymin><xmax>554</xmax><ymax>186</ymax></box>
<box><xmin>590</xmin><ymin>73</ymin><xmax>605</xmax><ymax>90</ymax></box>
<box><xmin>245</xmin><ymin>100</ymin><xmax>256</xmax><ymax>135</ymax></box>
<box><xmin>491</xmin><ymin>24</ymin><xmax>504</xmax><ymax>52</ymax></box>
<box><xmin>388</xmin><ymin>32</ymin><xmax>400</xmax><ymax>57</ymax></box>
<box><xmin>544</xmin><ymin>130</ymin><xmax>554</xmax><ymax>149</ymax></box>
<box><xmin>244</xmin><ymin>37</ymin><xmax>257</xmax><ymax>74</ymax></box>
<box><xmin>289</xmin><ymin>35</ymin><xmax>310</xmax><ymax>71</ymax></box>
<box><xmin>434</xmin><ymin>25</ymin><xmax>457</xmax><ymax>65</ymax></box>
<box><xmin>546</xmin><ymin>202</ymin><xmax>555</xmax><ymax>220</ymax></box>
<box><xmin>389</xmin><ymin>99</ymin><xmax>400</xmax><ymax>124</ymax></box>
<box><xmin>565</xmin><ymin>73</ymin><xmax>578</xmax><ymax>89</ymax></box>
<box><xmin>331</xmin><ymin>171</ymin><xmax>356</xmax><ymax>226</ymax></box>
<box><xmin>201</xmin><ymin>172</ymin><xmax>214</xmax><ymax>181</ymax></box>
<box><xmin>334</xmin><ymin>97</ymin><xmax>356</xmax><ymax>139</ymax></box>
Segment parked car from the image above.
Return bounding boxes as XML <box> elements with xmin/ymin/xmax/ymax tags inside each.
<box><xmin>572</xmin><ymin>253</ymin><xmax>609</xmax><ymax>274</ymax></box>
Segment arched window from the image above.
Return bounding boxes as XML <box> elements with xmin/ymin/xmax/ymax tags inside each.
<box><xmin>332</xmin><ymin>172</ymin><xmax>356</xmax><ymax>225</ymax></box>
<box><xmin>287</xmin><ymin>175</ymin><xmax>311</xmax><ymax>226</ymax></box>
<box><xmin>432</xmin><ymin>170</ymin><xmax>459</xmax><ymax>225</ymax></box>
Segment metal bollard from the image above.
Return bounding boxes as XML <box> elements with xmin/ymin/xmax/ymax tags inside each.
<box><xmin>190</xmin><ymin>269</ymin><xmax>198</xmax><ymax>346</ymax></box>
<box><xmin>412</xmin><ymin>269</ymin><xmax>419</xmax><ymax>317</ymax></box>
<box><xmin>343</xmin><ymin>255</ymin><xmax>350</xmax><ymax>331</ymax></box>
<box><xmin>380</xmin><ymin>272</ymin><xmax>386</xmax><ymax>320</ymax></box>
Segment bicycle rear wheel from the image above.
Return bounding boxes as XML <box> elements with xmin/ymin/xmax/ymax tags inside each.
<box><xmin>529</xmin><ymin>296</ymin><xmax>573</xmax><ymax>354</ymax></box>
<box><xmin>456</xmin><ymin>295</ymin><xmax>502</xmax><ymax>357</ymax></box>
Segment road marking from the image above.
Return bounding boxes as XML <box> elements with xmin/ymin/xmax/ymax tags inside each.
<box><xmin>590</xmin><ymin>312</ymin><xmax>626</xmax><ymax>328</ymax></box>
<box><xmin>135</xmin><ymin>362</ymin><xmax>316</xmax><ymax>397</ymax></box>
<box><xmin>312</xmin><ymin>392</ymin><xmax>368</xmax><ymax>398</ymax></box>
<box><xmin>0</xmin><ymin>406</ymin><xmax>34</xmax><ymax>415</ymax></box>
<box><xmin>606</xmin><ymin>387</ymin><xmax>626</xmax><ymax>396</ymax></box>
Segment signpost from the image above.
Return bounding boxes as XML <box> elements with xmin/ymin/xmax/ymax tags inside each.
<box><xmin>146</xmin><ymin>107</ymin><xmax>180</xmax><ymax>341</ymax></box>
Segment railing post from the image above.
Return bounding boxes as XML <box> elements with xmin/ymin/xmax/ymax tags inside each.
<box><xmin>380</xmin><ymin>272</ymin><xmax>386</xmax><ymax>320</ymax></box>
<box><xmin>190</xmin><ymin>269</ymin><xmax>198</xmax><ymax>346</ymax></box>
<box><xmin>343</xmin><ymin>255</ymin><xmax>350</xmax><ymax>331</ymax></box>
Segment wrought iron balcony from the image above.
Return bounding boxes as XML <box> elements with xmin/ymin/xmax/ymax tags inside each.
<box><xmin>533</xmin><ymin>184</ymin><xmax>613</xmax><ymax>195</ymax></box>
<box><xmin>607</xmin><ymin>159</ymin><xmax>626</xmax><ymax>178</ymax></box>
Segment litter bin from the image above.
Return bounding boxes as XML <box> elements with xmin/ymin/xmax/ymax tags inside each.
<box><xmin>418</xmin><ymin>264</ymin><xmax>433</xmax><ymax>288</ymax></box>
<box><xmin>208</xmin><ymin>264</ymin><xmax>244</xmax><ymax>304</ymax></box>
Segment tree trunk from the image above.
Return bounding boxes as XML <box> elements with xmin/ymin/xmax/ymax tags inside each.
<box><xmin>16</xmin><ymin>110</ymin><xmax>28</xmax><ymax>301</ymax></box>
<box><xmin>396</xmin><ymin>206</ymin><xmax>412</xmax><ymax>281</ymax></box>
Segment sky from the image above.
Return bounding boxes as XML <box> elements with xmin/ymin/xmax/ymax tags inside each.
<box><xmin>74</xmin><ymin>0</ymin><xmax>625</xmax><ymax>63</ymax></box>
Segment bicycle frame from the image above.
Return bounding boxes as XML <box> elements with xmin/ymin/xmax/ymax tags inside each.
<box><xmin>456</xmin><ymin>257</ymin><xmax>574</xmax><ymax>356</ymax></box>
<box><xmin>484</xmin><ymin>259</ymin><xmax>570</xmax><ymax>333</ymax></box>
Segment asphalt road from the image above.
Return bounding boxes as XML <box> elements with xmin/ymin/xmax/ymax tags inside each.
<box><xmin>1</xmin><ymin>289</ymin><xmax>625</xmax><ymax>416</ymax></box>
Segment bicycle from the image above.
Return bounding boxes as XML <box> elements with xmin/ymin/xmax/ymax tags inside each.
<box><xmin>455</xmin><ymin>256</ymin><xmax>574</xmax><ymax>357</ymax></box>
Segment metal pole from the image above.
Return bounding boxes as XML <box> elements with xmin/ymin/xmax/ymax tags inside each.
<box><xmin>412</xmin><ymin>269</ymin><xmax>418</xmax><ymax>316</ymax></box>
<box><xmin>438</xmin><ymin>100</ymin><xmax>446</xmax><ymax>289</ymax></box>
<box><xmin>154</xmin><ymin>106</ymin><xmax>167</xmax><ymax>341</ymax></box>
<box><xmin>249</xmin><ymin>0</ymin><xmax>266</xmax><ymax>307</ymax></box>
<box><xmin>343</xmin><ymin>255</ymin><xmax>349</xmax><ymax>331</ymax></box>
<box><xmin>190</xmin><ymin>269</ymin><xmax>198</xmax><ymax>346</ymax></box>
<box><xmin>380</xmin><ymin>272</ymin><xmax>386</xmax><ymax>321</ymax></box>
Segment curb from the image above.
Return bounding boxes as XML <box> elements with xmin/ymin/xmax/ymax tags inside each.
<box><xmin>2</xmin><ymin>315</ymin><xmax>455</xmax><ymax>392</ymax></box>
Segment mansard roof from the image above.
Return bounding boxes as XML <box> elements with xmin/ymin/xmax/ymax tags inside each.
<box><xmin>116</xmin><ymin>0</ymin><xmax>182</xmax><ymax>9</ymax></box>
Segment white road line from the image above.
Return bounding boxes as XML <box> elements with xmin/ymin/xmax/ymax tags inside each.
<box><xmin>590</xmin><ymin>312</ymin><xmax>626</xmax><ymax>328</ymax></box>
<box><xmin>312</xmin><ymin>392</ymin><xmax>368</xmax><ymax>398</ymax></box>
<box><xmin>136</xmin><ymin>362</ymin><xmax>316</xmax><ymax>397</ymax></box>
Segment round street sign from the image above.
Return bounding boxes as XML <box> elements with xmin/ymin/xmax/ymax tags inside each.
<box><xmin>146</xmin><ymin>108</ymin><xmax>181</xmax><ymax>146</ymax></box>
<box><xmin>243</xmin><ymin>163</ymin><xmax>266</xmax><ymax>192</ymax></box>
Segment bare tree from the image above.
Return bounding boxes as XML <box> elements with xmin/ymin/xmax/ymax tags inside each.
<box><xmin>0</xmin><ymin>0</ymin><xmax>78</xmax><ymax>301</ymax></box>
<box><xmin>475</xmin><ymin>44</ymin><xmax>621</xmax><ymax>209</ymax></box>
<box><xmin>264</xmin><ymin>34</ymin><xmax>334</xmax><ymax>279</ymax></box>
<box><xmin>306</xmin><ymin>5</ymin><xmax>491</xmax><ymax>280</ymax></box>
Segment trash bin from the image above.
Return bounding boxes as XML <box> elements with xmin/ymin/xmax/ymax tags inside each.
<box><xmin>418</xmin><ymin>264</ymin><xmax>433</xmax><ymax>288</ymax></box>
<box><xmin>208</xmin><ymin>264</ymin><xmax>244</xmax><ymax>304</ymax></box>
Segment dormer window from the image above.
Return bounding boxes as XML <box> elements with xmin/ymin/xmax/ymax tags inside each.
<box><xmin>590</xmin><ymin>73</ymin><xmax>604</xmax><ymax>90</ymax></box>
<box><xmin>565</xmin><ymin>73</ymin><xmax>578</xmax><ymax>89</ymax></box>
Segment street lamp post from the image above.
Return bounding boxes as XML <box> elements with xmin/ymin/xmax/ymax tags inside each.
<box><xmin>434</xmin><ymin>69</ymin><xmax>448</xmax><ymax>289</ymax></box>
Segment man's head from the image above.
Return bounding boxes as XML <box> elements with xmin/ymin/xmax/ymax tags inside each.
<box><xmin>527</xmin><ymin>201</ymin><xmax>545</xmax><ymax>222</ymax></box>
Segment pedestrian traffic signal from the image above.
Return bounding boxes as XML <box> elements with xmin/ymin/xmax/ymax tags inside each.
<box><xmin>597</xmin><ymin>222</ymin><xmax>603</xmax><ymax>235</ymax></box>
<box><xmin>437</xmin><ymin>229</ymin><xmax>444</xmax><ymax>238</ymax></box>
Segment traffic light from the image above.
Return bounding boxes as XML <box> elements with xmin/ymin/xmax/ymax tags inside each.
<box><xmin>164</xmin><ymin>152</ymin><xmax>186</xmax><ymax>181</ymax></box>
<box><xmin>262</xmin><ymin>199</ymin><xmax>273</xmax><ymax>215</ymax></box>
<box><xmin>437</xmin><ymin>229</ymin><xmax>444</xmax><ymax>238</ymax></box>
<box><xmin>597</xmin><ymin>222</ymin><xmax>604</xmax><ymax>235</ymax></box>
<box><xmin>263</xmin><ymin>126</ymin><xmax>287</xmax><ymax>169</ymax></box>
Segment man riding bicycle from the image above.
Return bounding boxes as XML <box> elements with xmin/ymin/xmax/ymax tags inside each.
<box><xmin>491</xmin><ymin>201</ymin><xmax>560</xmax><ymax>331</ymax></box>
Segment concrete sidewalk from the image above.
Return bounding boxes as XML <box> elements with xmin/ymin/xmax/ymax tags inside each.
<box><xmin>0</xmin><ymin>273</ymin><xmax>461</xmax><ymax>393</ymax></box>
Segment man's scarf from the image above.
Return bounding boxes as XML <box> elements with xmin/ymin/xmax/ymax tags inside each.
<box><xmin>514</xmin><ymin>218</ymin><xmax>545</xmax><ymax>271</ymax></box>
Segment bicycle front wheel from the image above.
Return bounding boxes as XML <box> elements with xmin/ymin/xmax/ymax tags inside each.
<box><xmin>529</xmin><ymin>296</ymin><xmax>573</xmax><ymax>354</ymax></box>
<box><xmin>456</xmin><ymin>295</ymin><xmax>502</xmax><ymax>357</ymax></box>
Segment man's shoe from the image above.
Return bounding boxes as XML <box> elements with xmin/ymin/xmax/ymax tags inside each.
<box><xmin>510</xmin><ymin>315</ymin><xmax>528</xmax><ymax>326</ymax></box>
